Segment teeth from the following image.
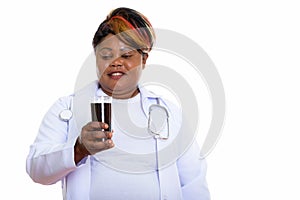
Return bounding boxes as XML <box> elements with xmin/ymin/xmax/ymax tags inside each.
<box><xmin>111</xmin><ymin>72</ymin><xmax>123</xmax><ymax>76</ymax></box>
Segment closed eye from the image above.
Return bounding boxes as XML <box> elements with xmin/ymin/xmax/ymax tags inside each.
<box><xmin>101</xmin><ymin>55</ymin><xmax>113</xmax><ymax>60</ymax></box>
<box><xmin>121</xmin><ymin>54</ymin><xmax>133</xmax><ymax>59</ymax></box>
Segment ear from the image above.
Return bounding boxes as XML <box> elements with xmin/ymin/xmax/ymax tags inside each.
<box><xmin>142</xmin><ymin>53</ymin><xmax>148</xmax><ymax>69</ymax></box>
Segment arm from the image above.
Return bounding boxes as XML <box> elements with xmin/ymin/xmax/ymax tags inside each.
<box><xmin>177</xmin><ymin>142</ymin><xmax>211</xmax><ymax>200</ymax></box>
<box><xmin>26</xmin><ymin>96</ymin><xmax>80</xmax><ymax>185</ymax></box>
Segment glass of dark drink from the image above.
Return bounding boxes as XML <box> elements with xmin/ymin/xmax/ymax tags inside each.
<box><xmin>90</xmin><ymin>96</ymin><xmax>112</xmax><ymax>132</ymax></box>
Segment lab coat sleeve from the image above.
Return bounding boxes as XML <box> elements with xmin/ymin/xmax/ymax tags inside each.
<box><xmin>177</xmin><ymin>142</ymin><xmax>211</xmax><ymax>200</ymax></box>
<box><xmin>26</xmin><ymin>96</ymin><xmax>79</xmax><ymax>185</ymax></box>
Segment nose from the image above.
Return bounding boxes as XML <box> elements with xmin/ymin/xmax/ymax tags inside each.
<box><xmin>110</xmin><ymin>56</ymin><xmax>123</xmax><ymax>67</ymax></box>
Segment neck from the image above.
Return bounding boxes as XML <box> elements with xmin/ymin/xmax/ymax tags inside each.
<box><xmin>99</xmin><ymin>84</ymin><xmax>140</xmax><ymax>99</ymax></box>
<box><xmin>112</xmin><ymin>89</ymin><xmax>140</xmax><ymax>99</ymax></box>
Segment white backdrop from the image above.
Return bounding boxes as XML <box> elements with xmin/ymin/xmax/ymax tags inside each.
<box><xmin>0</xmin><ymin>0</ymin><xmax>299</xmax><ymax>199</ymax></box>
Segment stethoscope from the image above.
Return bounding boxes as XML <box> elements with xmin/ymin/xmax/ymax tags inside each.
<box><xmin>147</xmin><ymin>100</ymin><xmax>170</xmax><ymax>140</ymax></box>
<box><xmin>59</xmin><ymin>98</ymin><xmax>170</xmax><ymax>140</ymax></box>
<box><xmin>59</xmin><ymin>109</ymin><xmax>73</xmax><ymax>122</ymax></box>
<box><xmin>59</xmin><ymin>96</ymin><xmax>171</xmax><ymax>199</ymax></box>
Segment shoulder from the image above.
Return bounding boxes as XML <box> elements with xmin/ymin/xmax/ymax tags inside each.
<box><xmin>44</xmin><ymin>95</ymin><xmax>73</xmax><ymax>118</ymax></box>
<box><xmin>53</xmin><ymin>80</ymin><xmax>98</xmax><ymax>108</ymax></box>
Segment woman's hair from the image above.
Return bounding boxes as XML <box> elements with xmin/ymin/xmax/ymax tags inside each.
<box><xmin>92</xmin><ymin>7</ymin><xmax>156</xmax><ymax>53</ymax></box>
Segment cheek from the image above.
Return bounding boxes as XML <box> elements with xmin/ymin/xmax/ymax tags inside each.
<box><xmin>129</xmin><ymin>65</ymin><xmax>143</xmax><ymax>78</ymax></box>
<box><xmin>96</xmin><ymin>60</ymin><xmax>110</xmax><ymax>77</ymax></box>
<box><xmin>126</xmin><ymin>58</ymin><xmax>143</xmax><ymax>70</ymax></box>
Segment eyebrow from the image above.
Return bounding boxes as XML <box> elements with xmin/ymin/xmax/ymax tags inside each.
<box><xmin>98</xmin><ymin>46</ymin><xmax>135</xmax><ymax>52</ymax></box>
<box><xmin>120</xmin><ymin>46</ymin><xmax>135</xmax><ymax>51</ymax></box>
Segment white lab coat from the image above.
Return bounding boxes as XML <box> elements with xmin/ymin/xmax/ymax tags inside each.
<box><xmin>26</xmin><ymin>81</ymin><xmax>210</xmax><ymax>200</ymax></box>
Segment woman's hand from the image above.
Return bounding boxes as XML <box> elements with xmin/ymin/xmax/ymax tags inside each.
<box><xmin>74</xmin><ymin>121</ymin><xmax>114</xmax><ymax>164</ymax></box>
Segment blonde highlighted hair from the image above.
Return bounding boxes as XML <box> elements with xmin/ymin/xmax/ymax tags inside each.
<box><xmin>92</xmin><ymin>7</ymin><xmax>156</xmax><ymax>54</ymax></box>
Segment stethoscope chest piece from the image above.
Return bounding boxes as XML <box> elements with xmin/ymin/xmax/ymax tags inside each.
<box><xmin>59</xmin><ymin>109</ymin><xmax>73</xmax><ymax>122</ymax></box>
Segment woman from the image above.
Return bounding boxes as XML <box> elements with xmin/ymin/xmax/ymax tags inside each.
<box><xmin>26</xmin><ymin>7</ymin><xmax>210</xmax><ymax>200</ymax></box>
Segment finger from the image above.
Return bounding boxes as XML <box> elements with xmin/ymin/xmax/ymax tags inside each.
<box><xmin>85</xmin><ymin>139</ymin><xmax>114</xmax><ymax>154</ymax></box>
<box><xmin>105</xmin><ymin>130</ymin><xmax>114</xmax><ymax>139</ymax></box>
<box><xmin>83</xmin><ymin>121</ymin><xmax>109</xmax><ymax>131</ymax></box>
<box><xmin>85</xmin><ymin>130</ymin><xmax>113</xmax><ymax>140</ymax></box>
<box><xmin>104</xmin><ymin>139</ymin><xmax>114</xmax><ymax>149</ymax></box>
<box><xmin>82</xmin><ymin>130</ymin><xmax>113</xmax><ymax>142</ymax></box>
<box><xmin>83</xmin><ymin>130</ymin><xmax>107</xmax><ymax>141</ymax></box>
<box><xmin>102</xmin><ymin>139</ymin><xmax>114</xmax><ymax>151</ymax></box>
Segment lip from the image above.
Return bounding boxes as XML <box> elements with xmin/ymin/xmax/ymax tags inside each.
<box><xmin>107</xmin><ymin>71</ymin><xmax>126</xmax><ymax>80</ymax></box>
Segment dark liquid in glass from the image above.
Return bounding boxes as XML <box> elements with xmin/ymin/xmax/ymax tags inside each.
<box><xmin>91</xmin><ymin>103</ymin><xmax>112</xmax><ymax>131</ymax></box>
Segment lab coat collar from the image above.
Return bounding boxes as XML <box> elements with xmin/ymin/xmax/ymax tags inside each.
<box><xmin>138</xmin><ymin>84</ymin><xmax>161</xmax><ymax>99</ymax></box>
<box><xmin>138</xmin><ymin>84</ymin><xmax>162</xmax><ymax>118</ymax></box>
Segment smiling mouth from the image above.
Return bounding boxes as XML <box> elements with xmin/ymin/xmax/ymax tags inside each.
<box><xmin>108</xmin><ymin>72</ymin><xmax>125</xmax><ymax>80</ymax></box>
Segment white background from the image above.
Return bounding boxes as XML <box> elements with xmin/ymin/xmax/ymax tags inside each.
<box><xmin>1</xmin><ymin>0</ymin><xmax>299</xmax><ymax>199</ymax></box>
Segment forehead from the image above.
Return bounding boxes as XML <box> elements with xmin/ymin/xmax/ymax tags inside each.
<box><xmin>97</xmin><ymin>34</ymin><xmax>135</xmax><ymax>52</ymax></box>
